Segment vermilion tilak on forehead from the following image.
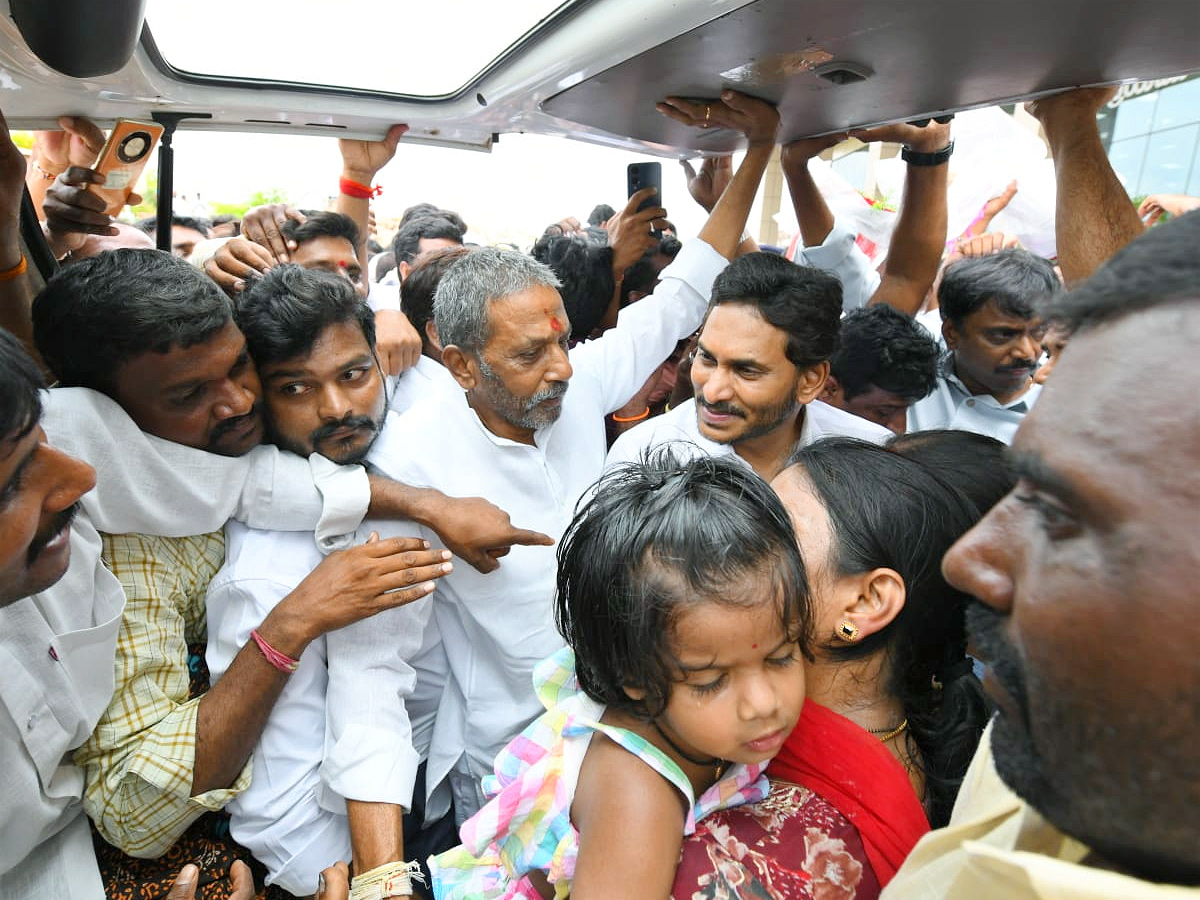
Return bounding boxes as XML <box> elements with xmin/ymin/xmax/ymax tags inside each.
<box><xmin>549</xmin><ymin>315</ymin><xmax>562</xmax><ymax>332</ymax></box>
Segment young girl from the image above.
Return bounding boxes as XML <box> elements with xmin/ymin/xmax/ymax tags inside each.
<box><xmin>430</xmin><ymin>451</ymin><xmax>811</xmax><ymax>899</ymax></box>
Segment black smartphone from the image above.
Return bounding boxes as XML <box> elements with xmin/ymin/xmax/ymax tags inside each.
<box><xmin>627</xmin><ymin>161</ymin><xmax>662</xmax><ymax>212</ymax></box>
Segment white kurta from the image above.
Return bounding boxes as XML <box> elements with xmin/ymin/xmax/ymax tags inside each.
<box><xmin>346</xmin><ymin>237</ymin><xmax>729</xmax><ymax>820</ymax></box>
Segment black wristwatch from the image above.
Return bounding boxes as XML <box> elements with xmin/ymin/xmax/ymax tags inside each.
<box><xmin>901</xmin><ymin>140</ymin><xmax>954</xmax><ymax>166</ymax></box>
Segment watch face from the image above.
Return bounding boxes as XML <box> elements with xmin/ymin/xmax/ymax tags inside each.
<box><xmin>117</xmin><ymin>132</ymin><xmax>152</xmax><ymax>163</ymax></box>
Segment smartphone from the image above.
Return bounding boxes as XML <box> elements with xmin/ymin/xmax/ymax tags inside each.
<box><xmin>627</xmin><ymin>161</ymin><xmax>662</xmax><ymax>213</ymax></box>
<box><xmin>89</xmin><ymin>119</ymin><xmax>164</xmax><ymax>216</ymax></box>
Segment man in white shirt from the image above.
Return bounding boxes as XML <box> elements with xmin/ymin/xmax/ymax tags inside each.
<box><xmin>0</xmin><ymin>324</ymin><xmax>436</xmax><ymax>899</ymax></box>
<box><xmin>905</xmin><ymin>250</ymin><xmax>1059</xmax><ymax>443</ymax></box>
<box><xmin>608</xmin><ymin>252</ymin><xmax>891</xmax><ymax>482</ymax></box>
<box><xmin>358</xmin><ymin>89</ymin><xmax>783</xmax><ymax>822</ymax></box>
<box><xmin>207</xmin><ymin>265</ymin><xmax>458</xmax><ymax>897</ymax></box>
<box><xmin>23</xmin><ymin>249</ymin><xmax>541</xmax><ymax>889</ymax></box>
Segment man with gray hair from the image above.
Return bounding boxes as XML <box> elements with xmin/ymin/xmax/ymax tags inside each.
<box><xmin>359</xmin><ymin>92</ymin><xmax>781</xmax><ymax>820</ymax></box>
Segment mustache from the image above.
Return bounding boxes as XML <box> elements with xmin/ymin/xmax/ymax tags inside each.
<box><xmin>965</xmin><ymin>600</ymin><xmax>1032</xmax><ymax>729</ymax></box>
<box><xmin>210</xmin><ymin>403</ymin><xmax>261</xmax><ymax>440</ymax></box>
<box><xmin>998</xmin><ymin>360</ymin><xmax>1038</xmax><ymax>373</ymax></box>
<box><xmin>311</xmin><ymin>414</ymin><xmax>380</xmax><ymax>444</ymax></box>
<box><xmin>698</xmin><ymin>399</ymin><xmax>745</xmax><ymax>418</ymax></box>
<box><xmin>527</xmin><ymin>382</ymin><xmax>568</xmax><ymax>408</ymax></box>
<box><xmin>28</xmin><ymin>502</ymin><xmax>79</xmax><ymax>564</ymax></box>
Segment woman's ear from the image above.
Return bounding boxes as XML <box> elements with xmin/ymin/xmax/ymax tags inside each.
<box><xmin>839</xmin><ymin>567</ymin><xmax>906</xmax><ymax>640</ymax></box>
<box><xmin>622</xmin><ymin>684</ymin><xmax>647</xmax><ymax>702</ymax></box>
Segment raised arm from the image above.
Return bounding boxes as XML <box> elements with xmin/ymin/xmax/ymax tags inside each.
<box><xmin>25</xmin><ymin>115</ymin><xmax>106</xmax><ymax>220</ymax></box>
<box><xmin>0</xmin><ymin>111</ymin><xmax>36</xmax><ymax>359</ymax></box>
<box><xmin>1027</xmin><ymin>86</ymin><xmax>1144</xmax><ymax>287</ymax></box>
<box><xmin>335</xmin><ymin>124</ymin><xmax>406</xmax><ymax>270</ymax></box>
<box><xmin>680</xmin><ymin>155</ymin><xmax>758</xmax><ymax>256</ymax></box>
<box><xmin>851</xmin><ymin>119</ymin><xmax>952</xmax><ymax>315</ymax></box>
<box><xmin>657</xmin><ymin>90</ymin><xmax>780</xmax><ymax>259</ymax></box>
<box><xmin>780</xmin><ymin>134</ymin><xmax>844</xmax><ymax>249</ymax></box>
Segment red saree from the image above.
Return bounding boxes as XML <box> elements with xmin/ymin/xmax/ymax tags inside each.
<box><xmin>672</xmin><ymin>701</ymin><xmax>929</xmax><ymax>899</ymax></box>
<box><xmin>769</xmin><ymin>701</ymin><xmax>930</xmax><ymax>886</ymax></box>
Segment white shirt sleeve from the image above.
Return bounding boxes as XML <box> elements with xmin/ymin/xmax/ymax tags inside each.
<box><xmin>318</xmin><ymin>520</ymin><xmax>433</xmax><ymax>810</ymax></box>
<box><xmin>570</xmin><ymin>237</ymin><xmax>728</xmax><ymax>414</ymax></box>
<box><xmin>791</xmin><ymin>222</ymin><xmax>881</xmax><ymax>311</ymax></box>
<box><xmin>42</xmin><ymin>387</ymin><xmax>369</xmax><ymax>550</ymax></box>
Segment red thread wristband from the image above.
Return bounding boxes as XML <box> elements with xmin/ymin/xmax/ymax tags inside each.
<box><xmin>339</xmin><ymin>176</ymin><xmax>382</xmax><ymax>199</ymax></box>
<box><xmin>250</xmin><ymin>629</ymin><xmax>300</xmax><ymax>673</ymax></box>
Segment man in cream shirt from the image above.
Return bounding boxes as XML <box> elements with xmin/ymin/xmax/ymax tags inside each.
<box><xmin>883</xmin><ymin>213</ymin><xmax>1200</xmax><ymax>897</ymax></box>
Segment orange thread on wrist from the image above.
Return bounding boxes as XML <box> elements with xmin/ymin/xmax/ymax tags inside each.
<box><xmin>611</xmin><ymin>407</ymin><xmax>651</xmax><ymax>423</ymax></box>
<box><xmin>0</xmin><ymin>255</ymin><xmax>28</xmax><ymax>282</ymax></box>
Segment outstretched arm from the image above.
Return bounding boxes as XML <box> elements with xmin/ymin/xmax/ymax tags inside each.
<box><xmin>1027</xmin><ymin>87</ymin><xmax>1143</xmax><ymax>287</ymax></box>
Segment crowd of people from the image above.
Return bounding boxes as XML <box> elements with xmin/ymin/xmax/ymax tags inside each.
<box><xmin>0</xmin><ymin>80</ymin><xmax>1196</xmax><ymax>900</ymax></box>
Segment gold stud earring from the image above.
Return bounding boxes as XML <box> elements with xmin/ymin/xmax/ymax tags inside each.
<box><xmin>836</xmin><ymin>621</ymin><xmax>859</xmax><ymax>642</ymax></box>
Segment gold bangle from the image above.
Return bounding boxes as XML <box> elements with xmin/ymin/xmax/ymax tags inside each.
<box><xmin>611</xmin><ymin>406</ymin><xmax>650</xmax><ymax>423</ymax></box>
<box><xmin>0</xmin><ymin>255</ymin><xmax>28</xmax><ymax>282</ymax></box>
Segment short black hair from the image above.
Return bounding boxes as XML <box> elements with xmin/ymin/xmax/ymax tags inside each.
<box><xmin>33</xmin><ymin>249</ymin><xmax>232</xmax><ymax>395</ymax></box>
<box><xmin>392</xmin><ymin>213</ymin><xmax>466</xmax><ymax>264</ymax></box>
<box><xmin>135</xmin><ymin>214</ymin><xmax>213</xmax><ymax>236</ymax></box>
<box><xmin>530</xmin><ymin>233</ymin><xmax>614</xmax><ymax>341</ymax></box>
<box><xmin>831</xmin><ymin>305</ymin><xmax>940</xmax><ymax>402</ymax></box>
<box><xmin>279</xmin><ymin>210</ymin><xmax>360</xmax><ymax>250</ymax></box>
<box><xmin>710</xmin><ymin>252</ymin><xmax>843</xmax><ymax>368</ymax></box>
<box><xmin>587</xmin><ymin>203</ymin><xmax>616</xmax><ymax>226</ymax></box>
<box><xmin>556</xmin><ymin>448</ymin><xmax>811</xmax><ymax>721</ymax></box>
<box><xmin>938</xmin><ymin>249</ymin><xmax>1059</xmax><ymax>327</ymax></box>
<box><xmin>398</xmin><ymin>203</ymin><xmax>466</xmax><ymax>233</ymax></box>
<box><xmin>887</xmin><ymin>429</ymin><xmax>1015</xmax><ymax>516</ymax></box>
<box><xmin>1044</xmin><ymin>209</ymin><xmax>1200</xmax><ymax>336</ymax></box>
<box><xmin>236</xmin><ymin>264</ymin><xmax>375</xmax><ymax>368</ymax></box>
<box><xmin>400</xmin><ymin>246</ymin><xmax>473</xmax><ymax>344</ymax></box>
<box><xmin>0</xmin><ymin>328</ymin><xmax>44</xmax><ymax>444</ymax></box>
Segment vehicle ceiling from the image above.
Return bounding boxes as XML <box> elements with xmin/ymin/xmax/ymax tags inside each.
<box><xmin>1</xmin><ymin>0</ymin><xmax>1198</xmax><ymax>155</ymax></box>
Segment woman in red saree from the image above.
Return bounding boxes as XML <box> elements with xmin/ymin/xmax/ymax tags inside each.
<box><xmin>674</xmin><ymin>436</ymin><xmax>1008</xmax><ymax>898</ymax></box>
